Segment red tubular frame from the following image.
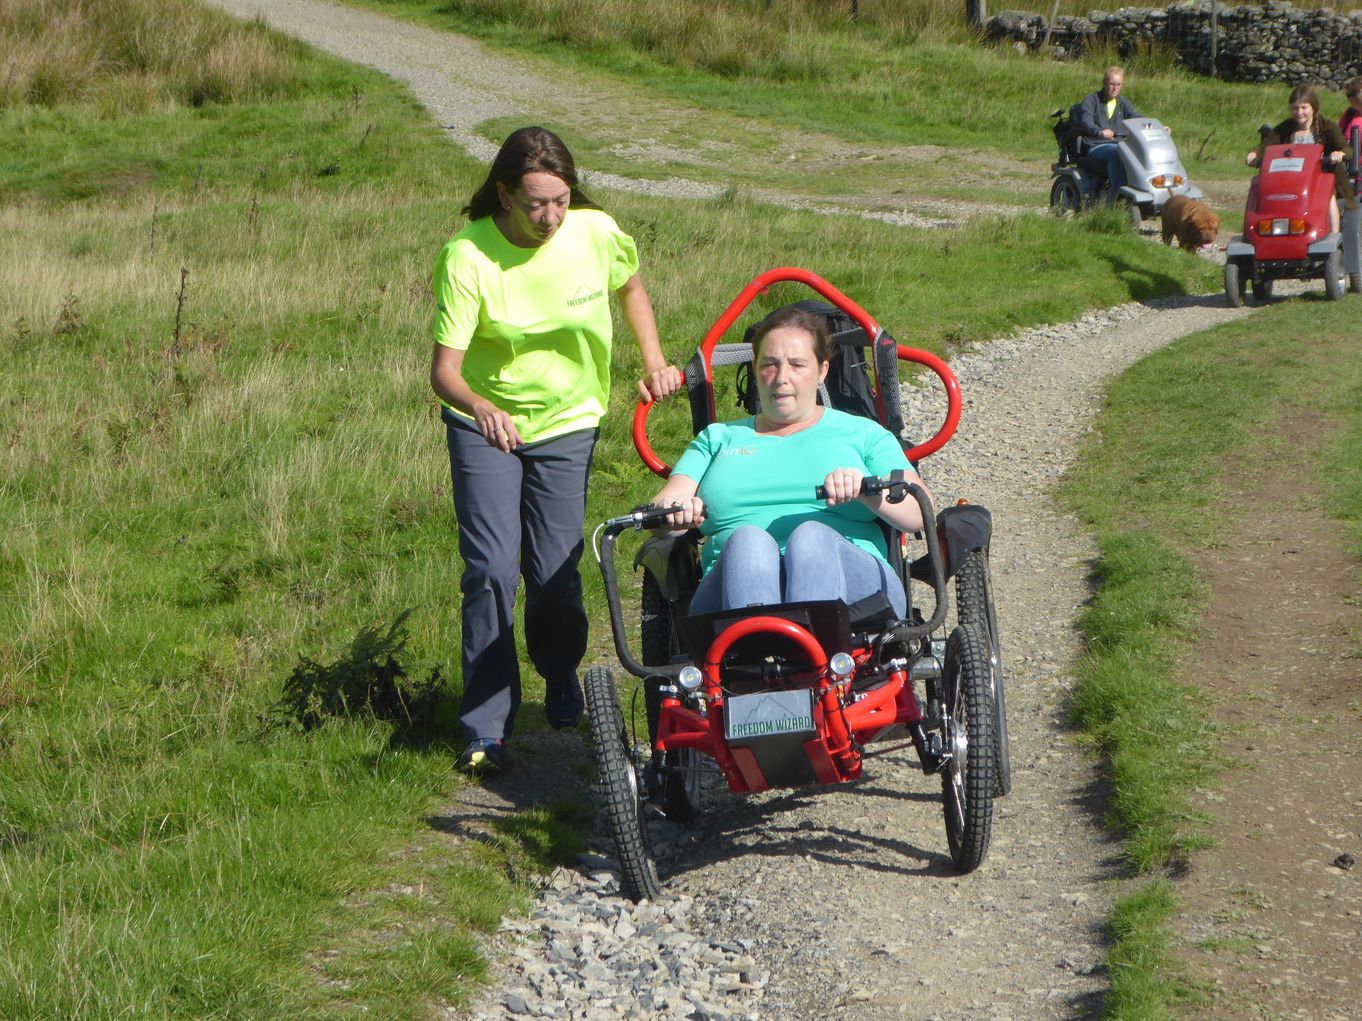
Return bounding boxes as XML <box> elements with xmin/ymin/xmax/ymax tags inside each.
<box><xmin>654</xmin><ymin>615</ymin><xmax>928</xmax><ymax>794</ymax></box>
<box><xmin>632</xmin><ymin>267</ymin><xmax>962</xmax><ymax>476</ymax></box>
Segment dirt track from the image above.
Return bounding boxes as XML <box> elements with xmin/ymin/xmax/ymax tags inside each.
<box><xmin>200</xmin><ymin>3</ymin><xmax>1360</xmax><ymax>1018</ymax></box>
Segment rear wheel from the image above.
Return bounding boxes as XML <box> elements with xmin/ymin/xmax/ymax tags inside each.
<box><xmin>1251</xmin><ymin>276</ymin><xmax>1274</xmax><ymax>302</ymax></box>
<box><xmin>584</xmin><ymin>665</ymin><xmax>661</xmax><ymax>901</ymax></box>
<box><xmin>1324</xmin><ymin>249</ymin><xmax>1345</xmax><ymax>301</ymax></box>
<box><xmin>940</xmin><ymin>624</ymin><xmax>996</xmax><ymax>873</ymax></box>
<box><xmin>1050</xmin><ymin>177</ymin><xmax>1083</xmax><ymax>215</ymax></box>
<box><xmin>640</xmin><ymin>574</ymin><xmax>704</xmax><ymax>822</ymax></box>
<box><xmin>1224</xmin><ymin>260</ymin><xmax>1244</xmax><ymax>308</ymax></box>
<box><xmin>956</xmin><ymin>549</ymin><xmax>1011</xmax><ymax>797</ymax></box>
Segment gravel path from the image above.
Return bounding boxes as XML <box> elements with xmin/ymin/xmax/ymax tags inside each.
<box><xmin>203</xmin><ymin>0</ymin><xmax>1006</xmax><ymax>227</ymax></box>
<box><xmin>199</xmin><ymin>3</ymin><xmax>1256</xmax><ymax>1016</ymax></box>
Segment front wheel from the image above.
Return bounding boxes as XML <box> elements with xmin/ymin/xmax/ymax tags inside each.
<box><xmin>1224</xmin><ymin>260</ymin><xmax>1244</xmax><ymax>308</ymax></box>
<box><xmin>956</xmin><ymin>549</ymin><xmax>1011</xmax><ymax>797</ymax></box>
<box><xmin>940</xmin><ymin>624</ymin><xmax>996</xmax><ymax>873</ymax></box>
<box><xmin>1324</xmin><ymin>248</ymin><xmax>1345</xmax><ymax>301</ymax></box>
<box><xmin>584</xmin><ymin>665</ymin><xmax>661</xmax><ymax>901</ymax></box>
<box><xmin>1050</xmin><ymin>176</ymin><xmax>1083</xmax><ymax>215</ymax></box>
<box><xmin>1127</xmin><ymin>199</ymin><xmax>1144</xmax><ymax>230</ymax></box>
<box><xmin>1349</xmin><ymin>270</ymin><xmax>1362</xmax><ymax>294</ymax></box>
<box><xmin>1251</xmin><ymin>276</ymin><xmax>1274</xmax><ymax>302</ymax></box>
<box><xmin>641</xmin><ymin>574</ymin><xmax>705</xmax><ymax>822</ymax></box>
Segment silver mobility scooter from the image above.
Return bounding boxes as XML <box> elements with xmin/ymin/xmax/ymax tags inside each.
<box><xmin>1050</xmin><ymin>106</ymin><xmax>1202</xmax><ymax>226</ymax></box>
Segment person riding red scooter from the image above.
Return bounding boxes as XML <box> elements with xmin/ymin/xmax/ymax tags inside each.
<box><xmin>1225</xmin><ymin>86</ymin><xmax>1357</xmax><ymax>305</ymax></box>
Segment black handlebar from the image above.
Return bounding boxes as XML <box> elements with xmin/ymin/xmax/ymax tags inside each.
<box><xmin>814</xmin><ymin>471</ymin><xmax>915</xmax><ymax>503</ymax></box>
<box><xmin>602</xmin><ymin>504</ymin><xmax>682</xmax><ymax>532</ymax></box>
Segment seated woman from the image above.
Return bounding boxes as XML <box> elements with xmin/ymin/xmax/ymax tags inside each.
<box><xmin>1247</xmin><ymin>84</ymin><xmax>1355</xmax><ymax>235</ymax></box>
<box><xmin>1340</xmin><ymin>76</ymin><xmax>1362</xmax><ymax>138</ymax></box>
<box><xmin>649</xmin><ymin>307</ymin><xmax>931</xmax><ymax>619</ymax></box>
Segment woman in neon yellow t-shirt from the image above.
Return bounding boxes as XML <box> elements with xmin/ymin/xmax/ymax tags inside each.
<box><xmin>431</xmin><ymin>126</ymin><xmax>681</xmax><ymax>773</ymax></box>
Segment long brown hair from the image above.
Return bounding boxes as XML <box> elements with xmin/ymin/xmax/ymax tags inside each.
<box><xmin>1289</xmin><ymin>84</ymin><xmax>1325</xmax><ymax>140</ymax></box>
<box><xmin>462</xmin><ymin>126</ymin><xmax>600</xmax><ymax>221</ymax></box>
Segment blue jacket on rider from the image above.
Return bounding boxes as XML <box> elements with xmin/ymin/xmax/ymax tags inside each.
<box><xmin>1076</xmin><ymin>90</ymin><xmax>1142</xmax><ymax>142</ymax></box>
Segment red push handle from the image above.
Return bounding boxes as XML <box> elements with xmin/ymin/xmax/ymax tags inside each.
<box><xmin>633</xmin><ymin>267</ymin><xmax>961</xmax><ymax>476</ymax></box>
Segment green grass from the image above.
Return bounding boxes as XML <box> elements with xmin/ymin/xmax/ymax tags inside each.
<box><xmin>0</xmin><ymin>16</ymin><xmax>1223</xmax><ymax>1021</ymax></box>
<box><xmin>1061</xmin><ymin>301</ymin><xmax>1362</xmax><ymax>1018</ymax></box>
<box><xmin>0</xmin><ymin>0</ymin><xmax>1338</xmax><ymax>1017</ymax></box>
<box><xmin>337</xmin><ymin>0</ymin><xmax>1350</xmax><ymax>185</ymax></box>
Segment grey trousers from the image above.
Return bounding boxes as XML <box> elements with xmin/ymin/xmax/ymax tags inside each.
<box><xmin>443</xmin><ymin>410</ymin><xmax>597</xmax><ymax>742</ymax></box>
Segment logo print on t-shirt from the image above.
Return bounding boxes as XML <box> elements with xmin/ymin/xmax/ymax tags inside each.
<box><xmin>566</xmin><ymin>284</ymin><xmax>605</xmax><ymax>308</ymax></box>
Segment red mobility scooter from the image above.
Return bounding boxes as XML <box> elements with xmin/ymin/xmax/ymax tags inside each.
<box><xmin>1225</xmin><ymin>134</ymin><xmax>1355</xmax><ymax>305</ymax></box>
<box><xmin>587</xmin><ymin>268</ymin><xmax>1008</xmax><ymax>901</ymax></box>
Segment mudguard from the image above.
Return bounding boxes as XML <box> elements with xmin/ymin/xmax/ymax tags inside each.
<box><xmin>634</xmin><ymin>533</ymin><xmax>701</xmax><ymax>604</ymax></box>
<box><xmin>910</xmin><ymin>503</ymin><xmax>993</xmax><ymax>582</ymax></box>
<box><xmin>1308</xmin><ymin>232</ymin><xmax>1342</xmax><ymax>256</ymax></box>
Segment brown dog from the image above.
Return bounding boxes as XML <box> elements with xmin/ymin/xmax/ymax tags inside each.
<box><xmin>1160</xmin><ymin>195</ymin><xmax>1221</xmax><ymax>251</ymax></box>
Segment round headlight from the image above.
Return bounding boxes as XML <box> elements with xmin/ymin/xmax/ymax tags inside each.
<box><xmin>829</xmin><ymin>652</ymin><xmax>855</xmax><ymax>680</ymax></box>
<box><xmin>678</xmin><ymin>665</ymin><xmax>703</xmax><ymax>691</ymax></box>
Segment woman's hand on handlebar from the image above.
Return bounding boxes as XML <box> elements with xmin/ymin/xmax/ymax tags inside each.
<box><xmin>650</xmin><ymin>495</ymin><xmax>706</xmax><ymax>534</ymax></box>
<box><xmin>636</xmin><ymin>364</ymin><xmax>684</xmax><ymax>402</ymax></box>
<box><xmin>649</xmin><ymin>473</ymin><xmax>703</xmax><ymax>535</ymax></box>
<box><xmin>819</xmin><ymin>468</ymin><xmax>867</xmax><ymax>507</ymax></box>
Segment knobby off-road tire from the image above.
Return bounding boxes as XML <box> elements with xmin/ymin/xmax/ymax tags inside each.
<box><xmin>640</xmin><ymin>573</ymin><xmax>703</xmax><ymax>822</ymax></box>
<box><xmin>1224</xmin><ymin>260</ymin><xmax>1244</xmax><ymax>307</ymax></box>
<box><xmin>940</xmin><ymin>623</ymin><xmax>996</xmax><ymax>873</ymax></box>
<box><xmin>955</xmin><ymin>549</ymin><xmax>1012</xmax><ymax>797</ymax></box>
<box><xmin>1323</xmin><ymin>249</ymin><xmax>1345</xmax><ymax>301</ymax></box>
<box><xmin>584</xmin><ymin>665</ymin><xmax>661</xmax><ymax>901</ymax></box>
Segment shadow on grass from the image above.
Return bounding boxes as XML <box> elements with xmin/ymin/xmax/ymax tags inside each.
<box><xmin>265</xmin><ymin>609</ymin><xmax>451</xmax><ymax>749</ymax></box>
<box><xmin>1102</xmin><ymin>254</ymin><xmax>1187</xmax><ymax>301</ymax></box>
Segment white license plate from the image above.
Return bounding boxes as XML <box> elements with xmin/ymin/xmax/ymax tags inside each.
<box><xmin>723</xmin><ymin>688</ymin><xmax>816</xmax><ymax>742</ymax></box>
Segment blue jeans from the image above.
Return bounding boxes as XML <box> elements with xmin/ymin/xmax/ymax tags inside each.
<box><xmin>1088</xmin><ymin>142</ymin><xmax>1126</xmax><ymax>193</ymax></box>
<box><xmin>689</xmin><ymin>521</ymin><xmax>906</xmax><ymax>619</ymax></box>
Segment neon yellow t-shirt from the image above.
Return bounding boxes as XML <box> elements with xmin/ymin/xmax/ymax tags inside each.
<box><xmin>433</xmin><ymin>208</ymin><xmax>640</xmax><ymax>443</ymax></box>
<box><xmin>1105</xmin><ymin>97</ymin><xmax>1118</xmax><ymax>122</ymax></box>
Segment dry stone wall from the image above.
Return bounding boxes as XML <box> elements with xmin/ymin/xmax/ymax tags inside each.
<box><xmin>987</xmin><ymin>1</ymin><xmax>1362</xmax><ymax>89</ymax></box>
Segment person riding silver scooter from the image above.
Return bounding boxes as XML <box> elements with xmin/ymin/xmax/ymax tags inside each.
<box><xmin>1049</xmin><ymin>66</ymin><xmax>1202</xmax><ymax>226</ymax></box>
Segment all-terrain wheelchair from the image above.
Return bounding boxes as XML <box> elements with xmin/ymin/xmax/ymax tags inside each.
<box><xmin>587</xmin><ymin>268</ymin><xmax>1009</xmax><ymax>901</ymax></box>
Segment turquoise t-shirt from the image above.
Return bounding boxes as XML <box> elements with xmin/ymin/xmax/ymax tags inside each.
<box><xmin>432</xmin><ymin>208</ymin><xmax>640</xmax><ymax>443</ymax></box>
<box><xmin>671</xmin><ymin>408</ymin><xmax>911</xmax><ymax>574</ymax></box>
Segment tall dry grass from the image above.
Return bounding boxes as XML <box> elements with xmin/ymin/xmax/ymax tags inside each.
<box><xmin>440</xmin><ymin>0</ymin><xmax>975</xmax><ymax>78</ymax></box>
<box><xmin>0</xmin><ymin>0</ymin><xmax>303</xmax><ymax>110</ymax></box>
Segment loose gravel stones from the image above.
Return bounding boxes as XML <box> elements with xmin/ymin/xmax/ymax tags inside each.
<box><xmin>466</xmin><ymin>835</ymin><xmax>765</xmax><ymax>1021</ymax></box>
<box><xmin>197</xmin><ymin>4</ymin><xmax>1271</xmax><ymax>1016</ymax></box>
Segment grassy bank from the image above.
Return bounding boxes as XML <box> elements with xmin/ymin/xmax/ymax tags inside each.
<box><xmin>338</xmin><ymin>0</ymin><xmax>1351</xmax><ymax>184</ymax></box>
<box><xmin>2</xmin><ymin>0</ymin><xmax>1225</xmax><ymax>1017</ymax></box>
<box><xmin>1060</xmin><ymin>300</ymin><xmax>1362</xmax><ymax>1018</ymax></box>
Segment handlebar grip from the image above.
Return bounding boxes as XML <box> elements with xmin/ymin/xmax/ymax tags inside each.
<box><xmin>603</xmin><ymin>503</ymin><xmax>707</xmax><ymax>532</ymax></box>
<box><xmin>813</xmin><ymin>471</ymin><xmax>911</xmax><ymax>503</ymax></box>
<box><xmin>815</xmin><ymin>481</ymin><xmax>879</xmax><ymax>500</ymax></box>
